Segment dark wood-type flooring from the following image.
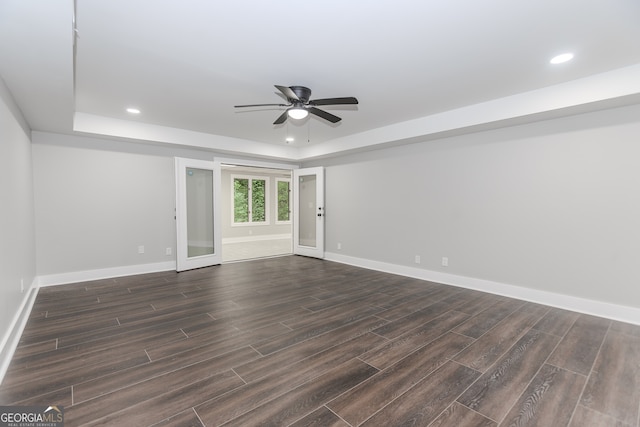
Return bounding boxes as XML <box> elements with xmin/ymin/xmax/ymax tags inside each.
<box><xmin>1</xmin><ymin>256</ymin><xmax>639</xmax><ymax>426</ymax></box>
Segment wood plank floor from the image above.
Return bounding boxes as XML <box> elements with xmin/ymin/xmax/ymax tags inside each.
<box><xmin>1</xmin><ymin>256</ymin><xmax>639</xmax><ymax>426</ymax></box>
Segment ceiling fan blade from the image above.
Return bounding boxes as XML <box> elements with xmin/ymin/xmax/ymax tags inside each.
<box><xmin>310</xmin><ymin>97</ymin><xmax>359</xmax><ymax>106</ymax></box>
<box><xmin>235</xmin><ymin>103</ymin><xmax>289</xmax><ymax>108</ymax></box>
<box><xmin>273</xmin><ymin>110</ymin><xmax>289</xmax><ymax>125</ymax></box>
<box><xmin>275</xmin><ymin>85</ymin><xmax>300</xmax><ymax>101</ymax></box>
<box><xmin>308</xmin><ymin>107</ymin><xmax>341</xmax><ymax>123</ymax></box>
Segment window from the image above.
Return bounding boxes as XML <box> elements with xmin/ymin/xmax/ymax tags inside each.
<box><xmin>276</xmin><ymin>178</ymin><xmax>291</xmax><ymax>224</ymax></box>
<box><xmin>232</xmin><ymin>175</ymin><xmax>269</xmax><ymax>225</ymax></box>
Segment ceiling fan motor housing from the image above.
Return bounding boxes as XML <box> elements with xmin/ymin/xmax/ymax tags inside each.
<box><xmin>289</xmin><ymin>86</ymin><xmax>312</xmax><ymax>103</ymax></box>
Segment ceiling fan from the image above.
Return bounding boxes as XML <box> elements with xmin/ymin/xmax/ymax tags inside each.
<box><xmin>234</xmin><ymin>85</ymin><xmax>358</xmax><ymax>125</ymax></box>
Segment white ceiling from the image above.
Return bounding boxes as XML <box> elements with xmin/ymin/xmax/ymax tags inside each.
<box><xmin>1</xmin><ymin>0</ymin><xmax>640</xmax><ymax>161</ymax></box>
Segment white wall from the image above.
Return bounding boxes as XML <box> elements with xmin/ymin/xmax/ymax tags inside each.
<box><xmin>30</xmin><ymin>133</ymin><xmax>212</xmax><ymax>280</ymax></box>
<box><xmin>30</xmin><ymin>132</ymin><xmax>295</xmax><ymax>281</ymax></box>
<box><xmin>10</xmin><ymin>101</ymin><xmax>640</xmax><ymax>325</ymax></box>
<box><xmin>29</xmin><ymin>132</ymin><xmax>303</xmax><ymax>282</ymax></box>
<box><xmin>306</xmin><ymin>103</ymin><xmax>640</xmax><ymax>311</ymax></box>
<box><xmin>0</xmin><ymin>77</ymin><xmax>36</xmax><ymax>370</ymax></box>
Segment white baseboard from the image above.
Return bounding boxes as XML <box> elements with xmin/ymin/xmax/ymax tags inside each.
<box><xmin>0</xmin><ymin>280</ymin><xmax>39</xmax><ymax>385</ymax></box>
<box><xmin>325</xmin><ymin>252</ymin><xmax>640</xmax><ymax>326</ymax></box>
<box><xmin>36</xmin><ymin>261</ymin><xmax>176</xmax><ymax>287</ymax></box>
<box><xmin>222</xmin><ymin>234</ymin><xmax>292</xmax><ymax>244</ymax></box>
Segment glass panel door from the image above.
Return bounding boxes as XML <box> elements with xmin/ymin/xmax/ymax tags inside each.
<box><xmin>293</xmin><ymin>167</ymin><xmax>324</xmax><ymax>258</ymax></box>
<box><xmin>176</xmin><ymin>158</ymin><xmax>221</xmax><ymax>271</ymax></box>
<box><xmin>186</xmin><ymin>167</ymin><xmax>214</xmax><ymax>257</ymax></box>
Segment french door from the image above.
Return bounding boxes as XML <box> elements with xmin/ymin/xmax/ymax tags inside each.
<box><xmin>175</xmin><ymin>158</ymin><xmax>221</xmax><ymax>271</ymax></box>
<box><xmin>293</xmin><ymin>167</ymin><xmax>325</xmax><ymax>259</ymax></box>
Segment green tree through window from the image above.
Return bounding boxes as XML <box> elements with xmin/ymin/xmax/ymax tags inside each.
<box><xmin>251</xmin><ymin>179</ymin><xmax>266</xmax><ymax>222</ymax></box>
<box><xmin>277</xmin><ymin>180</ymin><xmax>290</xmax><ymax>222</ymax></box>
<box><xmin>233</xmin><ymin>178</ymin><xmax>249</xmax><ymax>223</ymax></box>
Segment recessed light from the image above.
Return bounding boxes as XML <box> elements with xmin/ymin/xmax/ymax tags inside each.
<box><xmin>126</xmin><ymin>107</ymin><xmax>141</xmax><ymax>114</ymax></box>
<box><xmin>285</xmin><ymin>137</ymin><xmax>294</xmax><ymax>144</ymax></box>
<box><xmin>550</xmin><ymin>53</ymin><xmax>574</xmax><ymax>64</ymax></box>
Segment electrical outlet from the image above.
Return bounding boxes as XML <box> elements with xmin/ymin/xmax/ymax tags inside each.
<box><xmin>337</xmin><ymin>242</ymin><xmax>342</xmax><ymax>250</ymax></box>
<box><xmin>442</xmin><ymin>257</ymin><xmax>449</xmax><ymax>267</ymax></box>
<box><xmin>166</xmin><ymin>247</ymin><xmax>172</xmax><ymax>256</ymax></box>
<box><xmin>415</xmin><ymin>255</ymin><xmax>421</xmax><ymax>264</ymax></box>
<box><xmin>138</xmin><ymin>245</ymin><xmax>145</xmax><ymax>254</ymax></box>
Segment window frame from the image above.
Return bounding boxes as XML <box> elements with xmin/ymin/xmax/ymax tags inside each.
<box><xmin>275</xmin><ymin>177</ymin><xmax>292</xmax><ymax>225</ymax></box>
<box><xmin>230</xmin><ymin>174</ymin><xmax>270</xmax><ymax>226</ymax></box>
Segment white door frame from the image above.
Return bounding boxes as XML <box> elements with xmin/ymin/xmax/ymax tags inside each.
<box><xmin>175</xmin><ymin>157</ymin><xmax>221</xmax><ymax>271</ymax></box>
<box><xmin>293</xmin><ymin>167</ymin><xmax>325</xmax><ymax>259</ymax></box>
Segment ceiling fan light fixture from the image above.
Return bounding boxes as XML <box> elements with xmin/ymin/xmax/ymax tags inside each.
<box><xmin>288</xmin><ymin>108</ymin><xmax>308</xmax><ymax>120</ymax></box>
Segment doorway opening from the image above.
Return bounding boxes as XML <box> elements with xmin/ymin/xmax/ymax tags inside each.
<box><xmin>221</xmin><ymin>164</ymin><xmax>293</xmax><ymax>262</ymax></box>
